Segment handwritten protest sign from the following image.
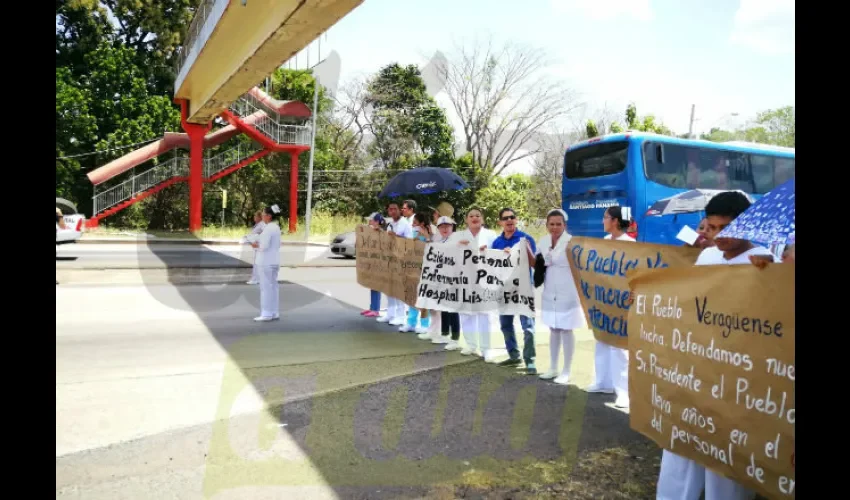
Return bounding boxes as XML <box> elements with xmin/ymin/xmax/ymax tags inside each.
<box><xmin>566</xmin><ymin>237</ymin><xmax>701</xmax><ymax>349</ymax></box>
<box><xmin>627</xmin><ymin>264</ymin><xmax>795</xmax><ymax>499</ymax></box>
<box><xmin>356</xmin><ymin>226</ymin><xmax>426</xmax><ymax>307</ymax></box>
<box><xmin>414</xmin><ymin>240</ymin><xmax>535</xmax><ymax>316</ymax></box>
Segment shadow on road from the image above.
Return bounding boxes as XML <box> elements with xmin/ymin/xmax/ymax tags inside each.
<box><xmin>128</xmin><ymin>237</ymin><xmax>659</xmax><ymax>499</ymax></box>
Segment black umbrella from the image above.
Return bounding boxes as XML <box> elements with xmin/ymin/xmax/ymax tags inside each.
<box><xmin>378</xmin><ymin>166</ymin><xmax>469</xmax><ymax>198</ymax></box>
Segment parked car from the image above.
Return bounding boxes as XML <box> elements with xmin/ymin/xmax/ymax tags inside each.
<box><xmin>330</xmin><ymin>231</ymin><xmax>355</xmax><ymax>258</ymax></box>
<box><xmin>56</xmin><ymin>199</ymin><xmax>85</xmax><ymax>246</ymax></box>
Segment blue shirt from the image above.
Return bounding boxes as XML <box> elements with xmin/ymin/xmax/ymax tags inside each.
<box><xmin>491</xmin><ymin>229</ymin><xmax>537</xmax><ymax>254</ymax></box>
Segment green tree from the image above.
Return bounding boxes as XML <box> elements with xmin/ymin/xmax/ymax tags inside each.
<box><xmin>56</xmin><ymin>0</ymin><xmax>195</xmax><ymax>222</ymax></box>
<box><xmin>474</xmin><ymin>173</ymin><xmax>534</xmax><ymax>228</ymax></box>
<box><xmin>56</xmin><ymin>42</ymin><xmax>182</xmax><ymax>219</ymax></box>
<box><xmin>753</xmin><ymin>106</ymin><xmax>794</xmax><ymax>147</ymax></box>
<box><xmin>585</xmin><ymin>120</ymin><xmax>599</xmax><ymax>138</ymax></box>
<box><xmin>366</xmin><ymin>63</ymin><xmax>455</xmax><ymax>168</ymax></box>
<box><xmin>606</xmin><ymin>102</ymin><xmax>672</xmax><ymax>135</ymax></box>
<box><xmin>700</xmin><ymin>106</ymin><xmax>794</xmax><ymax>148</ymax></box>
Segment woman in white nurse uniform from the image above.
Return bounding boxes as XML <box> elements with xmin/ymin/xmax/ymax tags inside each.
<box><xmin>455</xmin><ymin>207</ymin><xmax>498</xmax><ymax>360</ymax></box>
<box><xmin>588</xmin><ymin>205</ymin><xmax>635</xmax><ymax>408</ymax></box>
<box><xmin>251</xmin><ymin>205</ymin><xmax>282</xmax><ymax>322</ymax></box>
<box><xmin>536</xmin><ymin>209</ymin><xmax>586</xmax><ymax>385</ymax></box>
<box><xmin>245</xmin><ymin>210</ymin><xmax>266</xmax><ymax>285</ymax></box>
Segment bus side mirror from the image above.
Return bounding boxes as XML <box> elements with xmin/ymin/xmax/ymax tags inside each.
<box><xmin>655</xmin><ymin>144</ymin><xmax>665</xmax><ymax>164</ymax></box>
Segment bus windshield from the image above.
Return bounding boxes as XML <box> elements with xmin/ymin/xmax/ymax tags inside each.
<box><xmin>564</xmin><ymin>141</ymin><xmax>629</xmax><ymax>179</ymax></box>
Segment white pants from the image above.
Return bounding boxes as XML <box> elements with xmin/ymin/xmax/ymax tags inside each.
<box><xmin>549</xmin><ymin>328</ymin><xmax>576</xmax><ymax>376</ymax></box>
<box><xmin>460</xmin><ymin>312</ymin><xmax>491</xmax><ymax>354</ymax></box>
<box><xmin>429</xmin><ymin>311</ymin><xmax>442</xmax><ymax>335</ymax></box>
<box><xmin>593</xmin><ymin>340</ymin><xmax>629</xmax><ymax>398</ymax></box>
<box><xmin>657</xmin><ymin>450</ymin><xmax>755</xmax><ymax>500</ymax></box>
<box><xmin>259</xmin><ymin>265</ymin><xmax>280</xmax><ymax>318</ymax></box>
<box><xmin>385</xmin><ymin>296</ymin><xmax>405</xmax><ymax>320</ymax></box>
<box><xmin>250</xmin><ymin>251</ymin><xmax>260</xmax><ymax>282</ymax></box>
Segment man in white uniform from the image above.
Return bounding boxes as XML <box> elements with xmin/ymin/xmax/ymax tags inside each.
<box><xmin>378</xmin><ymin>202</ymin><xmax>413</xmax><ymax>326</ymax></box>
<box><xmin>656</xmin><ymin>191</ymin><xmax>773</xmax><ymax>500</ymax></box>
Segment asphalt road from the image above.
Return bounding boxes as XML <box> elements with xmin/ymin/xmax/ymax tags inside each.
<box><xmin>56</xmin><ymin>243</ymin><xmax>353</xmax><ymax>269</ymax></box>
<box><xmin>56</xmin><ymin>267</ymin><xmax>641</xmax><ymax>499</ymax></box>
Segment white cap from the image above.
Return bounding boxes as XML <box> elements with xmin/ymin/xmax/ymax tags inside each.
<box><xmin>436</xmin><ymin>216</ymin><xmax>455</xmax><ymax>226</ymax></box>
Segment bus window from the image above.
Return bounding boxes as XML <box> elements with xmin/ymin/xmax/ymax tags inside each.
<box><xmin>641</xmin><ymin>142</ymin><xmax>688</xmax><ymax>188</ymax></box>
<box><xmin>564</xmin><ymin>141</ymin><xmax>629</xmax><ymax>179</ymax></box>
<box><xmin>775</xmin><ymin>158</ymin><xmax>795</xmax><ymax>185</ymax></box>
<box><xmin>751</xmin><ymin>155</ymin><xmax>775</xmax><ymax>193</ymax></box>
<box><xmin>726</xmin><ymin>152</ymin><xmax>756</xmax><ymax>192</ymax></box>
<box><xmin>644</xmin><ymin>143</ymin><xmax>777</xmax><ymax>194</ymax></box>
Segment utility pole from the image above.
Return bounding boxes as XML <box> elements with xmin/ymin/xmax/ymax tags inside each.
<box><xmin>688</xmin><ymin>104</ymin><xmax>696</xmax><ymax>139</ymax></box>
<box><xmin>304</xmin><ymin>74</ymin><xmax>320</xmax><ymax>242</ymax></box>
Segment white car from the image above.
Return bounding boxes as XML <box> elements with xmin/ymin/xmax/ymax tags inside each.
<box><xmin>330</xmin><ymin>231</ymin><xmax>356</xmax><ymax>258</ymax></box>
<box><xmin>56</xmin><ymin>199</ymin><xmax>85</xmax><ymax>246</ymax></box>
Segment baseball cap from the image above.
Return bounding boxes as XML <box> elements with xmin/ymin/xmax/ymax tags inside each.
<box><xmin>436</xmin><ymin>216</ymin><xmax>455</xmax><ymax>226</ymax></box>
<box><xmin>367</xmin><ymin>212</ymin><xmax>385</xmax><ymax>224</ymax></box>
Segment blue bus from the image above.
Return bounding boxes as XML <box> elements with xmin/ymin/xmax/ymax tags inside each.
<box><xmin>561</xmin><ymin>132</ymin><xmax>795</xmax><ymax>246</ymax></box>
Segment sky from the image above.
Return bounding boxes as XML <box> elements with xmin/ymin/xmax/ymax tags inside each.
<box><xmin>286</xmin><ymin>0</ymin><xmax>794</xmax><ymax>172</ymax></box>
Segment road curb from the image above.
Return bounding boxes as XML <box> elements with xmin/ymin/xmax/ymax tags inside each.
<box><xmin>77</xmin><ymin>238</ymin><xmax>330</xmax><ymax>247</ymax></box>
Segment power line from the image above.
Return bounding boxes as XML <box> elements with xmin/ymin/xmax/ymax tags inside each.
<box><xmin>56</xmin><ymin>137</ymin><xmax>163</xmax><ymax>160</ymax></box>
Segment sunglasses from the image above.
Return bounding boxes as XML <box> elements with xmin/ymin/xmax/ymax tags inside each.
<box><xmin>500</xmin><ymin>215</ymin><xmax>517</xmax><ymax>221</ymax></box>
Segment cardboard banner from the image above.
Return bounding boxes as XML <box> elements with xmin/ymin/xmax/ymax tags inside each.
<box><xmin>566</xmin><ymin>237</ymin><xmax>701</xmax><ymax>349</ymax></box>
<box><xmin>414</xmin><ymin>240</ymin><xmax>535</xmax><ymax>316</ymax></box>
<box><xmin>355</xmin><ymin>225</ymin><xmax>426</xmax><ymax>307</ymax></box>
<box><xmin>627</xmin><ymin>264</ymin><xmax>795</xmax><ymax>499</ymax></box>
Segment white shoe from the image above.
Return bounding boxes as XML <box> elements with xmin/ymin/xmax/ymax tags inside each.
<box><xmin>389</xmin><ymin>318</ymin><xmax>404</xmax><ymax>326</ymax></box>
<box><xmin>553</xmin><ymin>374</ymin><xmax>571</xmax><ymax>385</ymax></box>
<box><xmin>246</xmin><ymin>280</ymin><xmax>259</xmax><ymax>285</ymax></box>
<box><xmin>417</xmin><ymin>332</ymin><xmax>432</xmax><ymax>340</ymax></box>
<box><xmin>415</xmin><ymin>326</ymin><xmax>430</xmax><ymax>335</ymax></box>
<box><xmin>460</xmin><ymin>348</ymin><xmax>474</xmax><ymax>356</ymax></box>
<box><xmin>539</xmin><ymin>371</ymin><xmax>558</xmax><ymax>380</ymax></box>
<box><xmin>431</xmin><ymin>336</ymin><xmax>450</xmax><ymax>344</ymax></box>
<box><xmin>254</xmin><ymin>316</ymin><xmax>273</xmax><ymax>322</ymax></box>
<box><xmin>614</xmin><ymin>395</ymin><xmax>630</xmax><ymax>408</ymax></box>
<box><xmin>399</xmin><ymin>324</ymin><xmax>415</xmax><ymax>333</ymax></box>
<box><xmin>586</xmin><ymin>383</ymin><xmax>614</xmax><ymax>394</ymax></box>
<box><xmin>376</xmin><ymin>315</ymin><xmax>392</xmax><ymax>323</ymax></box>
<box><xmin>272</xmin><ymin>314</ymin><xmax>280</xmax><ymax>321</ymax></box>
<box><xmin>445</xmin><ymin>340</ymin><xmax>462</xmax><ymax>351</ymax></box>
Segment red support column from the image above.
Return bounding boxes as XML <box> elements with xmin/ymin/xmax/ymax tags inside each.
<box><xmin>289</xmin><ymin>152</ymin><xmax>299</xmax><ymax>233</ymax></box>
<box><xmin>188</xmin><ymin>127</ymin><xmax>205</xmax><ymax>232</ymax></box>
<box><xmin>177</xmin><ymin>100</ymin><xmax>212</xmax><ymax>233</ymax></box>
